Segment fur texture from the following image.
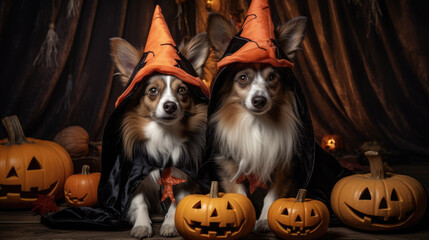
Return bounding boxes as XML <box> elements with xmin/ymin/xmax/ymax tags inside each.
<box><xmin>110</xmin><ymin>34</ymin><xmax>209</xmax><ymax>238</ymax></box>
<box><xmin>208</xmin><ymin>16</ymin><xmax>307</xmax><ymax>233</ymax></box>
<box><xmin>210</xmin><ymin>65</ymin><xmax>300</xmax><ymax>184</ymax></box>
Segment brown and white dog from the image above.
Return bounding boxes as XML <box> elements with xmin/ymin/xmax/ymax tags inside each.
<box><xmin>207</xmin><ymin>16</ymin><xmax>308</xmax><ymax>232</ymax></box>
<box><xmin>110</xmin><ymin>33</ymin><xmax>209</xmax><ymax>238</ymax></box>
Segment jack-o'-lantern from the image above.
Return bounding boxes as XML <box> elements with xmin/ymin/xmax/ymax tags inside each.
<box><xmin>321</xmin><ymin>134</ymin><xmax>343</xmax><ymax>152</ymax></box>
<box><xmin>331</xmin><ymin>151</ymin><xmax>427</xmax><ymax>231</ymax></box>
<box><xmin>0</xmin><ymin>115</ymin><xmax>73</xmax><ymax>209</ymax></box>
<box><xmin>268</xmin><ymin>189</ymin><xmax>329</xmax><ymax>239</ymax></box>
<box><xmin>64</xmin><ymin>165</ymin><xmax>100</xmax><ymax>207</ymax></box>
<box><xmin>175</xmin><ymin>181</ymin><xmax>255</xmax><ymax>239</ymax></box>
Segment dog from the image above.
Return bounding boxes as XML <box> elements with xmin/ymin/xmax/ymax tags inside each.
<box><xmin>110</xmin><ymin>32</ymin><xmax>209</xmax><ymax>238</ymax></box>
<box><xmin>207</xmin><ymin>16</ymin><xmax>308</xmax><ymax>232</ymax></box>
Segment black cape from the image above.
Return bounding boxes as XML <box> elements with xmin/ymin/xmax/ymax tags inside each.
<box><xmin>42</xmin><ymin>50</ymin><xmax>209</xmax><ymax>230</ymax></box>
<box><xmin>197</xmin><ymin>32</ymin><xmax>351</xmax><ymax>221</ymax></box>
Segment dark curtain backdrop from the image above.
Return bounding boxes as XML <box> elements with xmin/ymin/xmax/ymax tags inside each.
<box><xmin>0</xmin><ymin>0</ymin><xmax>428</xmax><ymax>159</ymax></box>
<box><xmin>0</xmin><ymin>0</ymin><xmax>195</xmax><ymax>140</ymax></box>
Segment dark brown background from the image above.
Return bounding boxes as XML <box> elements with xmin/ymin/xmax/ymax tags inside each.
<box><xmin>1</xmin><ymin>0</ymin><xmax>428</xmax><ymax>160</ymax></box>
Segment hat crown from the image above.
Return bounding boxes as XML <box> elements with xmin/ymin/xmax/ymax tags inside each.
<box><xmin>115</xmin><ymin>5</ymin><xmax>209</xmax><ymax>107</ymax></box>
<box><xmin>217</xmin><ymin>0</ymin><xmax>294</xmax><ymax>69</ymax></box>
<box><xmin>240</xmin><ymin>0</ymin><xmax>275</xmax><ymax>44</ymax></box>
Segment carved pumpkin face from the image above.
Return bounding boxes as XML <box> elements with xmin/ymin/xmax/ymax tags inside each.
<box><xmin>321</xmin><ymin>134</ymin><xmax>342</xmax><ymax>152</ymax></box>
<box><xmin>175</xmin><ymin>182</ymin><xmax>255</xmax><ymax>240</ymax></box>
<box><xmin>331</xmin><ymin>151</ymin><xmax>427</xmax><ymax>231</ymax></box>
<box><xmin>64</xmin><ymin>165</ymin><xmax>100</xmax><ymax>207</ymax></box>
<box><xmin>268</xmin><ymin>189</ymin><xmax>329</xmax><ymax>240</ymax></box>
<box><xmin>0</xmin><ymin>137</ymin><xmax>73</xmax><ymax>209</ymax></box>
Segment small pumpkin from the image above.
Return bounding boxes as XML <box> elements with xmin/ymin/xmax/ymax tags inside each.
<box><xmin>0</xmin><ymin>115</ymin><xmax>73</xmax><ymax>209</ymax></box>
<box><xmin>331</xmin><ymin>151</ymin><xmax>427</xmax><ymax>231</ymax></box>
<box><xmin>54</xmin><ymin>126</ymin><xmax>90</xmax><ymax>158</ymax></box>
<box><xmin>175</xmin><ymin>181</ymin><xmax>255</xmax><ymax>240</ymax></box>
<box><xmin>268</xmin><ymin>189</ymin><xmax>329</xmax><ymax>240</ymax></box>
<box><xmin>64</xmin><ymin>165</ymin><xmax>100</xmax><ymax>207</ymax></box>
<box><xmin>321</xmin><ymin>134</ymin><xmax>343</xmax><ymax>152</ymax></box>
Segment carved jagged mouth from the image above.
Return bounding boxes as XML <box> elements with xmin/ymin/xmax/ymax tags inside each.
<box><xmin>0</xmin><ymin>181</ymin><xmax>58</xmax><ymax>199</ymax></box>
<box><xmin>66</xmin><ymin>193</ymin><xmax>87</xmax><ymax>203</ymax></box>
<box><xmin>345</xmin><ymin>203</ymin><xmax>413</xmax><ymax>224</ymax></box>
<box><xmin>185</xmin><ymin>219</ymin><xmax>245</xmax><ymax>237</ymax></box>
<box><xmin>277</xmin><ymin>220</ymin><xmax>320</xmax><ymax>235</ymax></box>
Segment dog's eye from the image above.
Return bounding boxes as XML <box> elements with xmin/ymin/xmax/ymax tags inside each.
<box><xmin>237</xmin><ymin>75</ymin><xmax>248</xmax><ymax>83</ymax></box>
<box><xmin>178</xmin><ymin>87</ymin><xmax>188</xmax><ymax>95</ymax></box>
<box><xmin>267</xmin><ymin>73</ymin><xmax>279</xmax><ymax>86</ymax></box>
<box><xmin>148</xmin><ymin>87</ymin><xmax>158</xmax><ymax>96</ymax></box>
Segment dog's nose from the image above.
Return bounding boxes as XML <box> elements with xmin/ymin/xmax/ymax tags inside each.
<box><xmin>252</xmin><ymin>96</ymin><xmax>267</xmax><ymax>109</ymax></box>
<box><xmin>163</xmin><ymin>101</ymin><xmax>177</xmax><ymax>114</ymax></box>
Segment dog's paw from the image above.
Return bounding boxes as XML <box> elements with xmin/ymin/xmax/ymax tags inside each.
<box><xmin>160</xmin><ymin>224</ymin><xmax>179</xmax><ymax>237</ymax></box>
<box><xmin>254</xmin><ymin>219</ymin><xmax>270</xmax><ymax>232</ymax></box>
<box><xmin>130</xmin><ymin>225</ymin><xmax>153</xmax><ymax>238</ymax></box>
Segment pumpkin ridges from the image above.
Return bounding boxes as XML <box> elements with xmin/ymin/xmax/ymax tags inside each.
<box><xmin>54</xmin><ymin>126</ymin><xmax>90</xmax><ymax>158</ymax></box>
<box><xmin>268</xmin><ymin>191</ymin><xmax>329</xmax><ymax>240</ymax></box>
<box><xmin>36</xmin><ymin>139</ymin><xmax>73</xmax><ymax>199</ymax></box>
<box><xmin>64</xmin><ymin>167</ymin><xmax>100</xmax><ymax>207</ymax></box>
<box><xmin>0</xmin><ymin>116</ymin><xmax>73</xmax><ymax>209</ymax></box>
<box><xmin>331</xmin><ymin>151</ymin><xmax>427</xmax><ymax>231</ymax></box>
<box><xmin>42</xmin><ymin>139</ymin><xmax>74</xmax><ymax>176</ymax></box>
<box><xmin>175</xmin><ymin>181</ymin><xmax>255</xmax><ymax>240</ymax></box>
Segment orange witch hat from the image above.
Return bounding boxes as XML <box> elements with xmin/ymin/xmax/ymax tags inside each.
<box><xmin>217</xmin><ymin>0</ymin><xmax>294</xmax><ymax>69</ymax></box>
<box><xmin>115</xmin><ymin>5</ymin><xmax>209</xmax><ymax>107</ymax></box>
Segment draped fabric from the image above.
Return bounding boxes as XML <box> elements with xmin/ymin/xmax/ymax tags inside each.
<box><xmin>196</xmin><ymin>0</ymin><xmax>429</xmax><ymax>158</ymax></box>
<box><xmin>1</xmin><ymin>0</ymin><xmax>428</xmax><ymax>160</ymax></box>
<box><xmin>0</xmin><ymin>0</ymin><xmax>196</xmax><ymax>140</ymax></box>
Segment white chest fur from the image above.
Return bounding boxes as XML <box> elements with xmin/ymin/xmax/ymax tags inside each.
<box><xmin>143</xmin><ymin>121</ymin><xmax>186</xmax><ymax>166</ymax></box>
<box><xmin>215</xmin><ymin>111</ymin><xmax>298</xmax><ymax>183</ymax></box>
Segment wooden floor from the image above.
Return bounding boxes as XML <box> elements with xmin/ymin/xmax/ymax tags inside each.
<box><xmin>1</xmin><ymin>163</ymin><xmax>428</xmax><ymax>239</ymax></box>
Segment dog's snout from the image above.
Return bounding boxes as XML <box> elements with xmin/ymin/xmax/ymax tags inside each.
<box><xmin>252</xmin><ymin>96</ymin><xmax>267</xmax><ymax>109</ymax></box>
<box><xmin>163</xmin><ymin>101</ymin><xmax>177</xmax><ymax>114</ymax></box>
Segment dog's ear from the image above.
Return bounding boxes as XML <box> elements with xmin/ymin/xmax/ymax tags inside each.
<box><xmin>276</xmin><ymin>16</ymin><xmax>307</xmax><ymax>61</ymax></box>
<box><xmin>110</xmin><ymin>37</ymin><xmax>141</xmax><ymax>86</ymax></box>
<box><xmin>207</xmin><ymin>12</ymin><xmax>236</xmax><ymax>59</ymax></box>
<box><xmin>179</xmin><ymin>33</ymin><xmax>210</xmax><ymax>78</ymax></box>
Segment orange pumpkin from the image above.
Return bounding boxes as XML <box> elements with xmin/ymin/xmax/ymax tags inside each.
<box><xmin>268</xmin><ymin>189</ymin><xmax>329</xmax><ymax>239</ymax></box>
<box><xmin>54</xmin><ymin>126</ymin><xmax>90</xmax><ymax>158</ymax></box>
<box><xmin>64</xmin><ymin>165</ymin><xmax>100</xmax><ymax>207</ymax></box>
<box><xmin>175</xmin><ymin>181</ymin><xmax>255</xmax><ymax>239</ymax></box>
<box><xmin>321</xmin><ymin>134</ymin><xmax>343</xmax><ymax>152</ymax></box>
<box><xmin>0</xmin><ymin>115</ymin><xmax>73</xmax><ymax>209</ymax></box>
<box><xmin>331</xmin><ymin>151</ymin><xmax>427</xmax><ymax>231</ymax></box>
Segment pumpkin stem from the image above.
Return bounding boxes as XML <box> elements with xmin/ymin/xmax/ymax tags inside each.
<box><xmin>295</xmin><ymin>189</ymin><xmax>307</xmax><ymax>202</ymax></box>
<box><xmin>82</xmin><ymin>165</ymin><xmax>90</xmax><ymax>175</ymax></box>
<box><xmin>1</xmin><ymin>115</ymin><xmax>30</xmax><ymax>145</ymax></box>
<box><xmin>210</xmin><ymin>181</ymin><xmax>219</xmax><ymax>198</ymax></box>
<box><xmin>365</xmin><ymin>151</ymin><xmax>385</xmax><ymax>179</ymax></box>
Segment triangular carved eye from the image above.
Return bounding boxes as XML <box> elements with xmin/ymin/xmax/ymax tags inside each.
<box><xmin>27</xmin><ymin>157</ymin><xmax>41</xmax><ymax>170</ymax></box>
<box><xmin>193</xmin><ymin>201</ymin><xmax>201</xmax><ymax>209</ymax></box>
<box><xmin>359</xmin><ymin>188</ymin><xmax>371</xmax><ymax>200</ymax></box>
<box><xmin>311</xmin><ymin>209</ymin><xmax>316</xmax><ymax>217</ymax></box>
<box><xmin>391</xmin><ymin>189</ymin><xmax>399</xmax><ymax>201</ymax></box>
<box><xmin>211</xmin><ymin>209</ymin><xmax>218</xmax><ymax>217</ymax></box>
<box><xmin>7</xmin><ymin>167</ymin><xmax>18</xmax><ymax>178</ymax></box>
<box><xmin>281</xmin><ymin>208</ymin><xmax>289</xmax><ymax>215</ymax></box>
<box><xmin>227</xmin><ymin>201</ymin><xmax>233</xmax><ymax>210</ymax></box>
